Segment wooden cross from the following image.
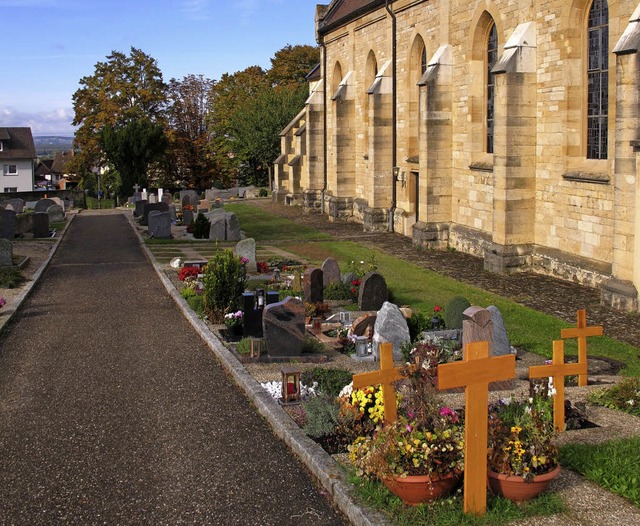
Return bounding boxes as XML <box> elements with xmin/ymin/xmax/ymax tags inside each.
<box><xmin>352</xmin><ymin>342</ymin><xmax>403</xmax><ymax>423</ymax></box>
<box><xmin>529</xmin><ymin>340</ymin><xmax>587</xmax><ymax>432</ymax></box>
<box><xmin>560</xmin><ymin>309</ymin><xmax>603</xmax><ymax>387</ymax></box>
<box><xmin>437</xmin><ymin>341</ymin><xmax>516</xmax><ymax>516</ymax></box>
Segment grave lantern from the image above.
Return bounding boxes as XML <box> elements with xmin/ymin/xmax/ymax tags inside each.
<box><xmin>196</xmin><ymin>274</ymin><xmax>204</xmax><ymax>294</ymax></box>
<box><xmin>339</xmin><ymin>311</ymin><xmax>351</xmax><ymax>325</ymax></box>
<box><xmin>273</xmin><ymin>268</ymin><xmax>281</xmax><ymax>281</ymax></box>
<box><xmin>355</xmin><ymin>335</ymin><xmax>370</xmax><ymax>357</ymax></box>
<box><xmin>256</xmin><ymin>288</ymin><xmax>265</xmax><ymax>309</ymax></box>
<box><xmin>281</xmin><ymin>366</ymin><xmax>302</xmax><ymax>404</ymax></box>
<box><xmin>250</xmin><ymin>337</ymin><xmax>263</xmax><ymax>358</ymax></box>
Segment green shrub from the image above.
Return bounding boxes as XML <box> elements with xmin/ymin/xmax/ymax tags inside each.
<box><xmin>588</xmin><ymin>377</ymin><xmax>640</xmax><ymax>416</ymax></box>
<box><xmin>181</xmin><ymin>287</ymin><xmax>197</xmax><ymax>299</ymax></box>
<box><xmin>192</xmin><ymin>212</ymin><xmax>210</xmax><ymax>239</ymax></box>
<box><xmin>324</xmin><ymin>281</ymin><xmax>353</xmax><ymax>301</ymax></box>
<box><xmin>301</xmin><ymin>368</ymin><xmax>353</xmax><ymax>397</ymax></box>
<box><xmin>186</xmin><ymin>295</ymin><xmax>205</xmax><ymax>317</ymax></box>
<box><xmin>406</xmin><ymin>309</ymin><xmax>430</xmax><ymax>341</ymax></box>
<box><xmin>278</xmin><ymin>289</ymin><xmax>294</xmax><ymax>301</ymax></box>
<box><xmin>236</xmin><ymin>337</ymin><xmax>252</xmax><ymax>354</ymax></box>
<box><xmin>301</xmin><ymin>334</ymin><xmax>325</xmax><ymax>354</ymax></box>
<box><xmin>0</xmin><ymin>267</ymin><xmax>26</xmax><ymax>288</ymax></box>
<box><xmin>245</xmin><ymin>279</ymin><xmax>270</xmax><ymax>291</ymax></box>
<box><xmin>213</xmin><ymin>180</ymin><xmax>224</xmax><ymax>190</ymax></box>
<box><xmin>303</xmin><ymin>395</ymin><xmax>341</xmax><ymax>439</ymax></box>
<box><xmin>258</xmin><ymin>188</ymin><xmax>268</xmax><ymax>197</ymax></box>
<box><xmin>203</xmin><ymin>249</ymin><xmax>247</xmax><ymax>322</ymax></box>
<box><xmin>444</xmin><ymin>296</ymin><xmax>471</xmax><ymax>330</ymax></box>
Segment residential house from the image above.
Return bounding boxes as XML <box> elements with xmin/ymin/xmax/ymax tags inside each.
<box><xmin>0</xmin><ymin>127</ymin><xmax>36</xmax><ymax>193</ymax></box>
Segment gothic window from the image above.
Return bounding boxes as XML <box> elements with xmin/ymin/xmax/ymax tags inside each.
<box><xmin>587</xmin><ymin>0</ymin><xmax>608</xmax><ymax>160</ymax></box>
<box><xmin>421</xmin><ymin>45</ymin><xmax>427</xmax><ymax>75</ymax></box>
<box><xmin>486</xmin><ymin>23</ymin><xmax>498</xmax><ymax>154</ymax></box>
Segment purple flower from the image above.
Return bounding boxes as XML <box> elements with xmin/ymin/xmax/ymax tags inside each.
<box><xmin>0</xmin><ymin>297</ymin><xmax>6</xmax><ymax>308</ymax></box>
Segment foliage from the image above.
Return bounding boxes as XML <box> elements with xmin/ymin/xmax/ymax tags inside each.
<box><xmin>192</xmin><ymin>212</ymin><xmax>210</xmax><ymax>239</ymax></box>
<box><xmin>186</xmin><ymin>295</ymin><xmax>205</xmax><ymax>317</ymax></box>
<box><xmin>301</xmin><ymin>368</ymin><xmax>353</xmax><ymax>397</ymax></box>
<box><xmin>235</xmin><ymin>337</ymin><xmax>252</xmax><ymax>355</ymax></box>
<box><xmin>400</xmin><ymin>338</ymin><xmax>463</xmax><ymax>371</ymax></box>
<box><xmin>267</xmin><ymin>257</ymin><xmax>303</xmax><ymax>269</ymax></box>
<box><xmin>71</xmin><ymin>47</ymin><xmax>167</xmax><ymax>181</ymax></box>
<box><xmin>488</xmin><ymin>391</ymin><xmax>558</xmax><ymax>480</ymax></box>
<box><xmin>258</xmin><ymin>188</ymin><xmax>268</xmax><ymax>197</ymax></box>
<box><xmin>304</xmin><ymin>302</ymin><xmax>330</xmax><ymax>318</ymax></box>
<box><xmin>560</xmin><ymin>437</ymin><xmax>640</xmax><ymax>506</ymax></box>
<box><xmin>587</xmin><ymin>377</ymin><xmax>640</xmax><ymax>416</ymax></box>
<box><xmin>267</xmin><ymin>44</ymin><xmax>320</xmax><ymax>90</ymax></box>
<box><xmin>346</xmin><ymin>255</ymin><xmax>378</xmax><ymax>279</ymax></box>
<box><xmin>0</xmin><ymin>267</ymin><xmax>26</xmax><ymax>288</ymax></box>
<box><xmin>431</xmin><ymin>305</ymin><xmax>445</xmax><ymax>329</ymax></box>
<box><xmin>324</xmin><ymin>281</ymin><xmax>354</xmax><ymax>301</ymax></box>
<box><xmin>444</xmin><ymin>296</ymin><xmax>471</xmax><ymax>330</ymax></box>
<box><xmin>223</xmin><ymin>310</ymin><xmax>243</xmax><ymax>328</ymax></box>
<box><xmin>303</xmin><ymin>395</ymin><xmax>342</xmax><ymax>439</ymax></box>
<box><xmin>100</xmin><ymin>118</ymin><xmax>167</xmax><ymax>196</ymax></box>
<box><xmin>301</xmin><ymin>334</ymin><xmax>325</xmax><ymax>354</ymax></box>
<box><xmin>178</xmin><ymin>266</ymin><xmax>200</xmax><ymax>281</ymax></box>
<box><xmin>406</xmin><ymin>309</ymin><xmax>430</xmax><ymax>342</ymax></box>
<box><xmin>202</xmin><ymin>250</ymin><xmax>247</xmax><ymax>322</ymax></box>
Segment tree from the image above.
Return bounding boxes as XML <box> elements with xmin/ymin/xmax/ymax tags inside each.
<box><xmin>70</xmin><ymin>47</ymin><xmax>167</xmax><ymax>181</ymax></box>
<box><xmin>166</xmin><ymin>74</ymin><xmax>215</xmax><ymax>190</ymax></box>
<box><xmin>100</xmin><ymin>119</ymin><xmax>167</xmax><ymax>196</ymax></box>
<box><xmin>268</xmin><ymin>44</ymin><xmax>320</xmax><ymax>90</ymax></box>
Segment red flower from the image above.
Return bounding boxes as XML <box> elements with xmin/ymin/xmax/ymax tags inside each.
<box><xmin>351</xmin><ymin>279</ymin><xmax>360</xmax><ymax>286</ymax></box>
<box><xmin>178</xmin><ymin>266</ymin><xmax>200</xmax><ymax>281</ymax></box>
<box><xmin>434</xmin><ymin>305</ymin><xmax>443</xmax><ymax>313</ymax></box>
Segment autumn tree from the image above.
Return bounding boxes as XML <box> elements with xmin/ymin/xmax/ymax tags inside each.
<box><xmin>166</xmin><ymin>74</ymin><xmax>215</xmax><ymax>190</ymax></box>
<box><xmin>70</xmin><ymin>47</ymin><xmax>167</xmax><ymax>187</ymax></box>
<box><xmin>268</xmin><ymin>44</ymin><xmax>320</xmax><ymax>91</ymax></box>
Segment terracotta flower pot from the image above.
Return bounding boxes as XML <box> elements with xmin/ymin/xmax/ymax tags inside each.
<box><xmin>487</xmin><ymin>465</ymin><xmax>561</xmax><ymax>502</ymax></box>
<box><xmin>383</xmin><ymin>472</ymin><xmax>459</xmax><ymax>506</ymax></box>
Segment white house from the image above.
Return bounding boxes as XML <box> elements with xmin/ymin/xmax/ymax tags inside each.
<box><xmin>0</xmin><ymin>127</ymin><xmax>36</xmax><ymax>193</ymax></box>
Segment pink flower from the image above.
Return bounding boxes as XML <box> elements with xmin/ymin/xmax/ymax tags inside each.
<box><xmin>241</xmin><ymin>257</ymin><xmax>249</xmax><ymax>265</ymax></box>
<box><xmin>0</xmin><ymin>297</ymin><xmax>6</xmax><ymax>308</ymax></box>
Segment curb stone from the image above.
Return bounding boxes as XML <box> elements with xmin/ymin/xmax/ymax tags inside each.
<box><xmin>126</xmin><ymin>211</ymin><xmax>389</xmax><ymax>526</ymax></box>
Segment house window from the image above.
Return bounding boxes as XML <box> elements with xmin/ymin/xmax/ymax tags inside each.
<box><xmin>3</xmin><ymin>187</ymin><xmax>17</xmax><ymax>193</ymax></box>
<box><xmin>486</xmin><ymin>23</ymin><xmax>498</xmax><ymax>154</ymax></box>
<box><xmin>587</xmin><ymin>0</ymin><xmax>608</xmax><ymax>159</ymax></box>
<box><xmin>3</xmin><ymin>165</ymin><xmax>17</xmax><ymax>176</ymax></box>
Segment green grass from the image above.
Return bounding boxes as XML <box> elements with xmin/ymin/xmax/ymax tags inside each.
<box><xmin>84</xmin><ymin>196</ymin><xmax>115</xmax><ymax>209</ymax></box>
<box><xmin>587</xmin><ymin>377</ymin><xmax>640</xmax><ymax>416</ymax></box>
<box><xmin>560</xmin><ymin>438</ymin><xmax>640</xmax><ymax>506</ymax></box>
<box><xmin>351</xmin><ymin>475</ymin><xmax>566</xmax><ymax>525</ymax></box>
<box><xmin>222</xmin><ymin>202</ymin><xmax>640</xmax><ymax>375</ymax></box>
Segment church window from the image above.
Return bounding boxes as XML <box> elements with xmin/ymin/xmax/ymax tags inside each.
<box><xmin>587</xmin><ymin>0</ymin><xmax>608</xmax><ymax>160</ymax></box>
<box><xmin>486</xmin><ymin>23</ymin><xmax>498</xmax><ymax>154</ymax></box>
<box><xmin>421</xmin><ymin>45</ymin><xmax>427</xmax><ymax>75</ymax></box>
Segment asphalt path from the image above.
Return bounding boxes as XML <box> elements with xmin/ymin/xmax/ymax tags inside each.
<box><xmin>0</xmin><ymin>211</ymin><xmax>346</xmax><ymax>525</ymax></box>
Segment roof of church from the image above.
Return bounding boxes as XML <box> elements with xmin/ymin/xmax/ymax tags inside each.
<box><xmin>318</xmin><ymin>0</ymin><xmax>386</xmax><ymax>35</ymax></box>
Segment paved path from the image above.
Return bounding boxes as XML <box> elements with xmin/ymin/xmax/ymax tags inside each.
<box><xmin>0</xmin><ymin>211</ymin><xmax>346</xmax><ymax>525</ymax></box>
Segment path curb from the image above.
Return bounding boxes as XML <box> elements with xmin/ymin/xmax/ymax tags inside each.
<box><xmin>126</xmin><ymin>212</ymin><xmax>388</xmax><ymax>526</ymax></box>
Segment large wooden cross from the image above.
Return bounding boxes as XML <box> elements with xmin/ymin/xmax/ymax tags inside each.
<box><xmin>560</xmin><ymin>309</ymin><xmax>602</xmax><ymax>387</ymax></box>
<box><xmin>437</xmin><ymin>341</ymin><xmax>516</xmax><ymax>516</ymax></box>
<box><xmin>352</xmin><ymin>342</ymin><xmax>403</xmax><ymax>423</ymax></box>
<box><xmin>529</xmin><ymin>340</ymin><xmax>587</xmax><ymax>432</ymax></box>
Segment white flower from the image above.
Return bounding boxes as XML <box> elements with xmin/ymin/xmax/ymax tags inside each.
<box><xmin>339</xmin><ymin>382</ymin><xmax>354</xmax><ymax>399</ymax></box>
<box><xmin>501</xmin><ymin>396</ymin><xmax>512</xmax><ymax>406</ymax></box>
<box><xmin>627</xmin><ymin>399</ymin><xmax>636</xmax><ymax>406</ymax></box>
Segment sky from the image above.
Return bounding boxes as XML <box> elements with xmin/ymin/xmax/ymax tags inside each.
<box><xmin>0</xmin><ymin>0</ymin><xmax>320</xmax><ymax>136</ymax></box>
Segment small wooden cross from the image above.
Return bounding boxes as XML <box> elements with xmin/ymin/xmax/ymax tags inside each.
<box><xmin>560</xmin><ymin>309</ymin><xmax>603</xmax><ymax>387</ymax></box>
<box><xmin>529</xmin><ymin>340</ymin><xmax>587</xmax><ymax>432</ymax></box>
<box><xmin>437</xmin><ymin>341</ymin><xmax>516</xmax><ymax>516</ymax></box>
<box><xmin>352</xmin><ymin>342</ymin><xmax>403</xmax><ymax>423</ymax></box>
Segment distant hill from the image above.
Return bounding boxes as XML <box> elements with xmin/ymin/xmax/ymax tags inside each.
<box><xmin>34</xmin><ymin>135</ymin><xmax>75</xmax><ymax>158</ymax></box>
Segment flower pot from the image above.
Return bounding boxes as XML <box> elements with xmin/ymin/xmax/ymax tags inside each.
<box><xmin>383</xmin><ymin>473</ymin><xmax>459</xmax><ymax>506</ymax></box>
<box><xmin>487</xmin><ymin>465</ymin><xmax>561</xmax><ymax>502</ymax></box>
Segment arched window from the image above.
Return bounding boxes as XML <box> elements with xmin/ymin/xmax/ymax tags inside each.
<box><xmin>421</xmin><ymin>44</ymin><xmax>427</xmax><ymax>75</ymax></box>
<box><xmin>486</xmin><ymin>23</ymin><xmax>498</xmax><ymax>154</ymax></box>
<box><xmin>587</xmin><ymin>0</ymin><xmax>608</xmax><ymax>159</ymax></box>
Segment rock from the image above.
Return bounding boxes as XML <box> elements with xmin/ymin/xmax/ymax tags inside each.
<box><xmin>487</xmin><ymin>305</ymin><xmax>511</xmax><ymax>356</ymax></box>
<box><xmin>236</xmin><ymin>238</ymin><xmax>257</xmax><ymax>273</ymax></box>
<box><xmin>373</xmin><ymin>302</ymin><xmax>410</xmax><ymax>361</ymax></box>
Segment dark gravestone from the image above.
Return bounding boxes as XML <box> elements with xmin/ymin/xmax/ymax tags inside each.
<box><xmin>3</xmin><ymin>198</ymin><xmax>24</xmax><ymax>214</ymax></box>
<box><xmin>321</xmin><ymin>257</ymin><xmax>341</xmax><ymax>286</ymax></box>
<box><xmin>487</xmin><ymin>305</ymin><xmax>511</xmax><ymax>356</ymax></box>
<box><xmin>168</xmin><ymin>204</ymin><xmax>177</xmax><ymax>223</ymax></box>
<box><xmin>0</xmin><ymin>238</ymin><xmax>12</xmax><ymax>266</ymax></box>
<box><xmin>134</xmin><ymin>199</ymin><xmax>148</xmax><ymax>218</ymax></box>
<box><xmin>358</xmin><ymin>271</ymin><xmax>388</xmax><ymax>311</ymax></box>
<box><xmin>183</xmin><ymin>209</ymin><xmax>194</xmax><ymax>226</ymax></box>
<box><xmin>462</xmin><ymin>306</ymin><xmax>494</xmax><ymax>356</ymax></box>
<box><xmin>0</xmin><ymin>209</ymin><xmax>17</xmax><ymax>239</ymax></box>
<box><xmin>243</xmin><ymin>291</ymin><xmax>280</xmax><ymax>338</ymax></box>
<box><xmin>148</xmin><ymin>211</ymin><xmax>172</xmax><ymax>239</ymax></box>
<box><xmin>263</xmin><ymin>297</ymin><xmax>306</xmax><ymax>357</ymax></box>
<box><xmin>225</xmin><ymin>212</ymin><xmax>241</xmax><ymax>241</ymax></box>
<box><xmin>142</xmin><ymin>202</ymin><xmax>169</xmax><ymax>226</ymax></box>
<box><xmin>209</xmin><ymin>214</ymin><xmax>226</xmax><ymax>240</ymax></box>
<box><xmin>303</xmin><ymin>268</ymin><xmax>323</xmax><ymax>304</ymax></box>
<box><xmin>34</xmin><ymin>198</ymin><xmax>56</xmax><ymax>213</ymax></box>
<box><xmin>47</xmin><ymin>204</ymin><xmax>65</xmax><ymax>223</ymax></box>
<box><xmin>15</xmin><ymin>214</ymin><xmax>33</xmax><ymax>237</ymax></box>
<box><xmin>33</xmin><ymin>212</ymin><xmax>50</xmax><ymax>238</ymax></box>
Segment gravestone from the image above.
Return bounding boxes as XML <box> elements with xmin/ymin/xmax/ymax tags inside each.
<box><xmin>47</xmin><ymin>204</ymin><xmax>65</xmax><ymax>223</ymax></box>
<box><xmin>2</xmin><ymin>198</ymin><xmax>24</xmax><ymax>214</ymax></box>
<box><xmin>235</xmin><ymin>238</ymin><xmax>257</xmax><ymax>273</ymax></box>
<box><xmin>134</xmin><ymin>199</ymin><xmax>148</xmax><ymax>217</ymax></box>
<box><xmin>292</xmin><ymin>269</ymin><xmax>302</xmax><ymax>292</ymax></box>
<box><xmin>141</xmin><ymin>188</ymin><xmax>148</xmax><ymax>200</ymax></box>
<box><xmin>351</xmin><ymin>313</ymin><xmax>377</xmax><ymax>337</ymax></box>
<box><xmin>142</xmin><ymin>202</ymin><xmax>169</xmax><ymax>226</ymax></box>
<box><xmin>33</xmin><ymin>212</ymin><xmax>50</xmax><ymax>238</ymax></box>
<box><xmin>358</xmin><ymin>271</ymin><xmax>388</xmax><ymax>311</ymax></box>
<box><xmin>263</xmin><ymin>296</ymin><xmax>306</xmax><ymax>357</ymax></box>
<box><xmin>168</xmin><ymin>204</ymin><xmax>177</xmax><ymax>223</ymax></box>
<box><xmin>243</xmin><ymin>290</ymin><xmax>280</xmax><ymax>338</ymax></box>
<box><xmin>303</xmin><ymin>268</ymin><xmax>323</xmax><ymax>304</ymax></box>
<box><xmin>157</xmin><ymin>189</ymin><xmax>164</xmax><ymax>203</ymax></box>
<box><xmin>208</xmin><ymin>214</ymin><xmax>226</xmax><ymax>240</ymax></box>
<box><xmin>148</xmin><ymin>211</ymin><xmax>172</xmax><ymax>239</ymax></box>
<box><xmin>15</xmin><ymin>214</ymin><xmax>33</xmax><ymax>237</ymax></box>
<box><xmin>487</xmin><ymin>305</ymin><xmax>511</xmax><ymax>356</ymax></box>
<box><xmin>182</xmin><ymin>208</ymin><xmax>194</xmax><ymax>226</ymax></box>
<box><xmin>49</xmin><ymin>197</ymin><xmax>64</xmax><ymax>210</ymax></box>
<box><xmin>198</xmin><ymin>199</ymin><xmax>211</xmax><ymax>212</ymax></box>
<box><xmin>148</xmin><ymin>193</ymin><xmax>157</xmax><ymax>204</ymax></box>
<box><xmin>342</xmin><ymin>271</ymin><xmax>357</xmax><ymax>287</ymax></box>
<box><xmin>373</xmin><ymin>301</ymin><xmax>410</xmax><ymax>361</ymax></box>
<box><xmin>225</xmin><ymin>212</ymin><xmax>241</xmax><ymax>241</ymax></box>
<box><xmin>25</xmin><ymin>201</ymin><xmax>38</xmax><ymax>210</ymax></box>
<box><xmin>321</xmin><ymin>257</ymin><xmax>341</xmax><ymax>286</ymax></box>
<box><xmin>0</xmin><ymin>238</ymin><xmax>12</xmax><ymax>266</ymax></box>
<box><xmin>162</xmin><ymin>192</ymin><xmax>173</xmax><ymax>204</ymax></box>
<box><xmin>180</xmin><ymin>190</ymin><xmax>200</xmax><ymax>206</ymax></box>
<box><xmin>0</xmin><ymin>209</ymin><xmax>17</xmax><ymax>239</ymax></box>
<box><xmin>34</xmin><ymin>198</ymin><xmax>56</xmax><ymax>213</ymax></box>
<box><xmin>462</xmin><ymin>306</ymin><xmax>494</xmax><ymax>356</ymax></box>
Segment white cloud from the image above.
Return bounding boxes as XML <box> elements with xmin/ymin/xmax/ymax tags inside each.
<box><xmin>180</xmin><ymin>0</ymin><xmax>211</xmax><ymax>21</ymax></box>
<box><xmin>0</xmin><ymin>106</ymin><xmax>75</xmax><ymax>136</ymax></box>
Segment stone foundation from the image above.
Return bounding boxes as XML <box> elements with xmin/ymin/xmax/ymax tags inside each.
<box><xmin>484</xmin><ymin>243</ymin><xmax>534</xmax><ymax>274</ymax></box>
<box><xmin>363</xmin><ymin>207</ymin><xmax>390</xmax><ymax>232</ymax></box>
<box><xmin>412</xmin><ymin>221</ymin><xmax>450</xmax><ymax>250</ymax></box>
<box><xmin>600</xmin><ymin>278</ymin><xmax>639</xmax><ymax>312</ymax></box>
<box><xmin>327</xmin><ymin>196</ymin><xmax>354</xmax><ymax>221</ymax></box>
<box><xmin>303</xmin><ymin>190</ymin><xmax>324</xmax><ymax>213</ymax></box>
<box><xmin>272</xmin><ymin>189</ymin><xmax>287</xmax><ymax>205</ymax></box>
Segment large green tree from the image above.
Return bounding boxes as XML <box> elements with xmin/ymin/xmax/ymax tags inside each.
<box><xmin>70</xmin><ymin>47</ymin><xmax>167</xmax><ymax>185</ymax></box>
<box><xmin>268</xmin><ymin>44</ymin><xmax>320</xmax><ymax>90</ymax></box>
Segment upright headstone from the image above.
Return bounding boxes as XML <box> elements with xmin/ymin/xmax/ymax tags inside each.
<box><xmin>148</xmin><ymin>193</ymin><xmax>157</xmax><ymax>204</ymax></box>
<box><xmin>243</xmin><ymin>290</ymin><xmax>280</xmax><ymax>338</ymax></box>
<box><xmin>162</xmin><ymin>192</ymin><xmax>173</xmax><ymax>204</ymax></box>
<box><xmin>15</xmin><ymin>214</ymin><xmax>33</xmax><ymax>237</ymax></box>
<box><xmin>358</xmin><ymin>272</ymin><xmax>388</xmax><ymax>311</ymax></box>
<box><xmin>209</xmin><ymin>214</ymin><xmax>226</xmax><ymax>240</ymax></box>
<box><xmin>373</xmin><ymin>302</ymin><xmax>411</xmax><ymax>361</ymax></box>
<box><xmin>157</xmin><ymin>188</ymin><xmax>164</xmax><ymax>203</ymax></box>
<box><xmin>3</xmin><ymin>198</ymin><xmax>24</xmax><ymax>214</ymax></box>
<box><xmin>0</xmin><ymin>209</ymin><xmax>17</xmax><ymax>240</ymax></box>
<box><xmin>33</xmin><ymin>212</ymin><xmax>50</xmax><ymax>238</ymax></box>
<box><xmin>321</xmin><ymin>257</ymin><xmax>341</xmax><ymax>286</ymax></box>
<box><xmin>198</xmin><ymin>199</ymin><xmax>211</xmax><ymax>212</ymax></box>
<box><xmin>142</xmin><ymin>202</ymin><xmax>169</xmax><ymax>226</ymax></box>
<box><xmin>0</xmin><ymin>238</ymin><xmax>12</xmax><ymax>266</ymax></box>
<box><xmin>225</xmin><ymin>212</ymin><xmax>241</xmax><ymax>241</ymax></box>
<box><xmin>235</xmin><ymin>238</ymin><xmax>257</xmax><ymax>273</ymax></box>
<box><xmin>49</xmin><ymin>197</ymin><xmax>64</xmax><ymax>210</ymax></box>
<box><xmin>47</xmin><ymin>204</ymin><xmax>65</xmax><ymax>223</ymax></box>
<box><xmin>134</xmin><ymin>199</ymin><xmax>148</xmax><ymax>218</ymax></box>
<box><xmin>303</xmin><ymin>268</ymin><xmax>323</xmax><ymax>304</ymax></box>
<box><xmin>141</xmin><ymin>188</ymin><xmax>148</xmax><ymax>201</ymax></box>
<box><xmin>342</xmin><ymin>271</ymin><xmax>357</xmax><ymax>287</ymax></box>
<box><xmin>263</xmin><ymin>297</ymin><xmax>306</xmax><ymax>357</ymax></box>
<box><xmin>462</xmin><ymin>306</ymin><xmax>495</xmax><ymax>356</ymax></box>
<box><xmin>180</xmin><ymin>190</ymin><xmax>200</xmax><ymax>207</ymax></box>
<box><xmin>487</xmin><ymin>306</ymin><xmax>511</xmax><ymax>356</ymax></box>
<box><xmin>182</xmin><ymin>208</ymin><xmax>194</xmax><ymax>226</ymax></box>
<box><xmin>34</xmin><ymin>198</ymin><xmax>56</xmax><ymax>213</ymax></box>
<box><xmin>292</xmin><ymin>269</ymin><xmax>302</xmax><ymax>292</ymax></box>
<box><xmin>148</xmin><ymin>211</ymin><xmax>172</xmax><ymax>239</ymax></box>
<box><xmin>168</xmin><ymin>203</ymin><xmax>177</xmax><ymax>223</ymax></box>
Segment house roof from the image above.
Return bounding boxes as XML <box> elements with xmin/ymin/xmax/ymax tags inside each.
<box><xmin>318</xmin><ymin>0</ymin><xmax>385</xmax><ymax>35</ymax></box>
<box><xmin>52</xmin><ymin>150</ymin><xmax>74</xmax><ymax>174</ymax></box>
<box><xmin>0</xmin><ymin>127</ymin><xmax>36</xmax><ymax>160</ymax></box>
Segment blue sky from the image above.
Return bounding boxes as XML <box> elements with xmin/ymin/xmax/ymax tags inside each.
<box><xmin>0</xmin><ymin>0</ymin><xmax>319</xmax><ymax>136</ymax></box>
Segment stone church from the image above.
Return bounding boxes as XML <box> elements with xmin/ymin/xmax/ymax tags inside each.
<box><xmin>273</xmin><ymin>0</ymin><xmax>640</xmax><ymax>312</ymax></box>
